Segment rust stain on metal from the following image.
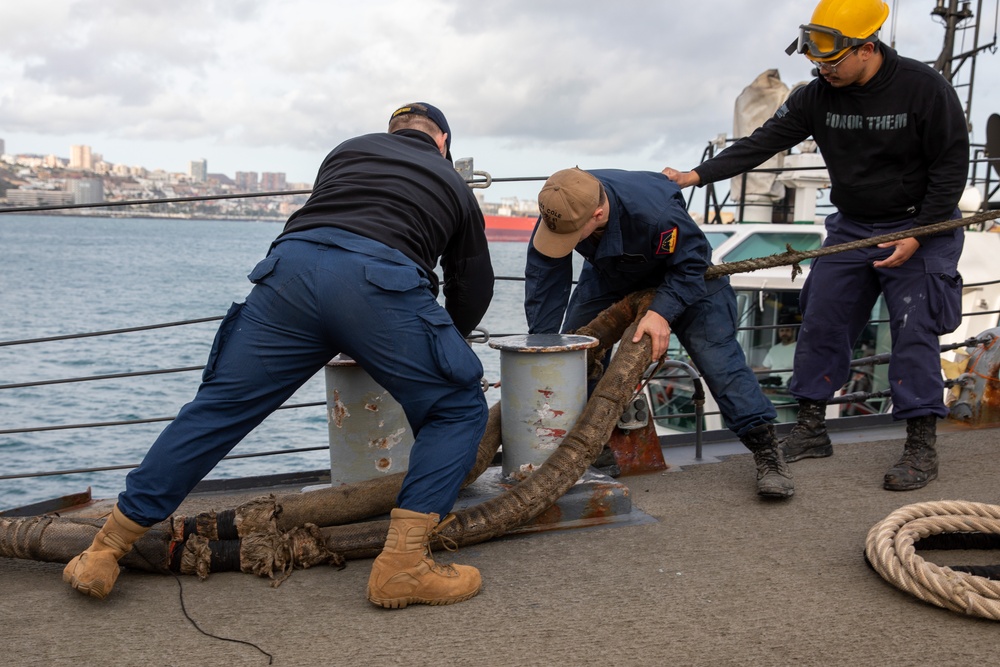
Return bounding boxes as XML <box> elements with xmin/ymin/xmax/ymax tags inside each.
<box><xmin>516</xmin><ymin>344</ymin><xmax>587</xmax><ymax>353</ymax></box>
<box><xmin>375</xmin><ymin>457</ymin><xmax>392</xmax><ymax>472</ymax></box>
<box><xmin>523</xmin><ymin>490</ymin><xmax>622</xmax><ymax>530</ymax></box>
<box><xmin>583</xmin><ymin>485</ymin><xmax>618</xmax><ymax>519</ymax></box>
<box><xmin>528</xmin><ymin>502</ymin><xmax>564</xmax><ymax>525</ymax></box>
<box><xmin>537</xmin><ymin>388</ymin><xmax>554</xmax><ymax>399</ymax></box>
<box><xmin>330</xmin><ymin>389</ymin><xmax>350</xmax><ymax>428</ymax></box>
<box><xmin>365</xmin><ymin>391</ymin><xmax>387</xmax><ymax>412</ymax></box>
<box><xmin>606</xmin><ymin>420</ymin><xmax>668</xmax><ymax>475</ymax></box>
<box><xmin>368</xmin><ymin>427</ymin><xmax>407</xmax><ymax>450</ymax></box>
<box><xmin>978</xmin><ymin>358</ymin><xmax>1000</xmax><ymax>422</ymax></box>
<box><xmin>535</xmin><ymin>426</ymin><xmax>567</xmax><ymax>440</ymax></box>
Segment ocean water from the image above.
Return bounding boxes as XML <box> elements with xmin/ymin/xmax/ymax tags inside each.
<box><xmin>0</xmin><ymin>214</ymin><xmax>542</xmax><ymax>510</ymax></box>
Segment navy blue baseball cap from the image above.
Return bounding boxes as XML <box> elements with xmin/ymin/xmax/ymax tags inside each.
<box><xmin>390</xmin><ymin>102</ymin><xmax>452</xmax><ymax>161</ymax></box>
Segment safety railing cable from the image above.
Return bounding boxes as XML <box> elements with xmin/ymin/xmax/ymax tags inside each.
<box><xmin>0</xmin><ymin>444</ymin><xmax>332</xmax><ymax>482</ymax></box>
<box><xmin>0</xmin><ymin>316</ymin><xmax>224</xmax><ymax>347</ymax></box>
<box><xmin>0</xmin><ymin>189</ymin><xmax>312</xmax><ymax>215</ymax></box>
<box><xmin>0</xmin><ymin>400</ymin><xmax>327</xmax><ymax>436</ymax></box>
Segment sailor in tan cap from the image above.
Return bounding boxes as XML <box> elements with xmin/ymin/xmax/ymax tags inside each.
<box><xmin>526</xmin><ymin>167</ymin><xmax>793</xmax><ymax>499</ymax></box>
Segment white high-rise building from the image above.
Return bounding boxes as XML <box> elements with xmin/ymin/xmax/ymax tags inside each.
<box><xmin>70</xmin><ymin>145</ymin><xmax>93</xmax><ymax>170</ymax></box>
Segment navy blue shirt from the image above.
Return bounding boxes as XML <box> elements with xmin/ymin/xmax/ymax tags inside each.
<box><xmin>525</xmin><ymin>169</ymin><xmax>728</xmax><ymax>334</ymax></box>
<box><xmin>281</xmin><ymin>129</ymin><xmax>493</xmax><ymax>336</ymax></box>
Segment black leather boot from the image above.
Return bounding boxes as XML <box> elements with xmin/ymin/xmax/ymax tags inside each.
<box><xmin>884</xmin><ymin>415</ymin><xmax>938</xmax><ymax>491</ymax></box>
<box><xmin>741</xmin><ymin>423</ymin><xmax>794</xmax><ymax>498</ymax></box>
<box><xmin>779</xmin><ymin>399</ymin><xmax>833</xmax><ymax>462</ymax></box>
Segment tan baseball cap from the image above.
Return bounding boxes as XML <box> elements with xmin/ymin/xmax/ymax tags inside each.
<box><xmin>533</xmin><ymin>168</ymin><xmax>602</xmax><ymax>258</ymax></box>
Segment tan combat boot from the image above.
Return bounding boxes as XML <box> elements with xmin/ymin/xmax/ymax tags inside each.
<box><xmin>63</xmin><ymin>504</ymin><xmax>149</xmax><ymax>600</ymax></box>
<box><xmin>367</xmin><ymin>508</ymin><xmax>481</xmax><ymax>609</ymax></box>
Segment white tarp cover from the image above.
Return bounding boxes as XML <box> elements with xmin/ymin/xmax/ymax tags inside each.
<box><xmin>731</xmin><ymin>69</ymin><xmax>789</xmax><ymax>204</ymax></box>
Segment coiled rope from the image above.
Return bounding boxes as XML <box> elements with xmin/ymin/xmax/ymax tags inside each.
<box><xmin>864</xmin><ymin>500</ymin><xmax>1000</xmax><ymax>621</ymax></box>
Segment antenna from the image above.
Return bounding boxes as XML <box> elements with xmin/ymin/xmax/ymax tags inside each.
<box><xmin>930</xmin><ymin>0</ymin><xmax>999</xmax><ymax>130</ymax></box>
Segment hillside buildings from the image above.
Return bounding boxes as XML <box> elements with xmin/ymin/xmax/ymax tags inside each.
<box><xmin>0</xmin><ymin>139</ymin><xmax>538</xmax><ymax>220</ymax></box>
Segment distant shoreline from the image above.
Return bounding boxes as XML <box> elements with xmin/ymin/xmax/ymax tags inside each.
<box><xmin>0</xmin><ymin>209</ymin><xmax>287</xmax><ymax>223</ymax></box>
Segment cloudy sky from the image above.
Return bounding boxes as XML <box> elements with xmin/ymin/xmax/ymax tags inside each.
<box><xmin>1</xmin><ymin>0</ymin><xmax>997</xmax><ymax>202</ymax></box>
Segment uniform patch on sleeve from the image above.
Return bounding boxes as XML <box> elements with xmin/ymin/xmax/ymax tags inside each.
<box><xmin>656</xmin><ymin>227</ymin><xmax>679</xmax><ymax>255</ymax></box>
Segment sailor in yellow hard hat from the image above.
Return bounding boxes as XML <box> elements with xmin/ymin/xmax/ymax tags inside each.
<box><xmin>663</xmin><ymin>0</ymin><xmax>969</xmax><ymax>493</ymax></box>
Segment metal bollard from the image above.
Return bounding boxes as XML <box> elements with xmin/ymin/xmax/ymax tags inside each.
<box><xmin>324</xmin><ymin>354</ymin><xmax>413</xmax><ymax>485</ymax></box>
<box><xmin>487</xmin><ymin>334</ymin><xmax>599</xmax><ymax>480</ymax></box>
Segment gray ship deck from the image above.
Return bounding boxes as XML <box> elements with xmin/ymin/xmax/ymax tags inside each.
<box><xmin>3</xmin><ymin>421</ymin><xmax>998</xmax><ymax>666</ymax></box>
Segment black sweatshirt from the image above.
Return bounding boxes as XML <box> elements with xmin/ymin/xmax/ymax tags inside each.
<box><xmin>694</xmin><ymin>45</ymin><xmax>969</xmax><ymax>226</ymax></box>
<box><xmin>281</xmin><ymin>129</ymin><xmax>493</xmax><ymax>336</ymax></box>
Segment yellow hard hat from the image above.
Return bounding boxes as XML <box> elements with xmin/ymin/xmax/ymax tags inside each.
<box><xmin>785</xmin><ymin>0</ymin><xmax>889</xmax><ymax>61</ymax></box>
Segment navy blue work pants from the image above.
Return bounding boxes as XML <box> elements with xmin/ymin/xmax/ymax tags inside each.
<box><xmin>788</xmin><ymin>212</ymin><xmax>964</xmax><ymax>419</ymax></box>
<box><xmin>118</xmin><ymin>230</ymin><xmax>488</xmax><ymax>526</ymax></box>
<box><xmin>563</xmin><ymin>267</ymin><xmax>776</xmax><ymax>437</ymax></box>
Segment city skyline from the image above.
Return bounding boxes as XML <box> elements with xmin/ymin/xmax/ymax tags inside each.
<box><xmin>1</xmin><ymin>140</ymin><xmax>304</xmax><ymax>187</ymax></box>
<box><xmin>0</xmin><ymin>137</ymin><xmax>539</xmax><ymax>218</ymax></box>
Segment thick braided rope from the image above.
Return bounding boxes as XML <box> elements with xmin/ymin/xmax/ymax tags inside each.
<box><xmin>864</xmin><ymin>500</ymin><xmax>1000</xmax><ymax>620</ymax></box>
<box><xmin>706</xmin><ymin>209</ymin><xmax>1000</xmax><ymax>279</ymax></box>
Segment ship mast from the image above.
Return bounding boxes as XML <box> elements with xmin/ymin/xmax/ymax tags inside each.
<box><xmin>928</xmin><ymin>0</ymin><xmax>998</xmax><ymax>126</ymax></box>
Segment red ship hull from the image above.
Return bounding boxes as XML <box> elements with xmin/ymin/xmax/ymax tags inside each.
<box><xmin>484</xmin><ymin>215</ymin><xmax>536</xmax><ymax>243</ymax></box>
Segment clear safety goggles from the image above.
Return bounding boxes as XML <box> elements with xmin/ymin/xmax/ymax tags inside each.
<box><xmin>814</xmin><ymin>47</ymin><xmax>858</xmax><ymax>73</ymax></box>
<box><xmin>784</xmin><ymin>23</ymin><xmax>875</xmax><ymax>59</ymax></box>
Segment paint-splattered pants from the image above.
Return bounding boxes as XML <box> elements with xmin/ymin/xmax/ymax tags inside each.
<box><xmin>789</xmin><ymin>212</ymin><xmax>964</xmax><ymax>419</ymax></box>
